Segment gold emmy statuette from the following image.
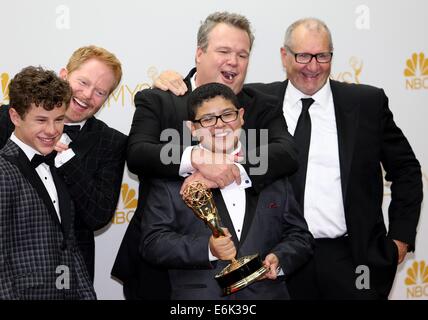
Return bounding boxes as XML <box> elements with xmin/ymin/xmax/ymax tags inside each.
<box><xmin>183</xmin><ymin>181</ymin><xmax>267</xmax><ymax>295</ymax></box>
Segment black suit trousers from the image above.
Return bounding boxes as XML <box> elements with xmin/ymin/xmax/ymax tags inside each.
<box><xmin>287</xmin><ymin>237</ymin><xmax>389</xmax><ymax>300</ymax></box>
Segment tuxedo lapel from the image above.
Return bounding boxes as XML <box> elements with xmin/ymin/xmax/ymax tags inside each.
<box><xmin>212</xmin><ymin>189</ymin><xmax>239</xmax><ymax>246</ymax></box>
<box><xmin>71</xmin><ymin>117</ymin><xmax>99</xmax><ymax>158</ymax></box>
<box><xmin>239</xmin><ymin>187</ymin><xmax>259</xmax><ymax>247</ymax></box>
<box><xmin>278</xmin><ymin>80</ymin><xmax>288</xmax><ymax>107</ymax></box>
<box><xmin>211</xmin><ymin>187</ymin><xmax>259</xmax><ymax>249</ymax></box>
<box><xmin>330</xmin><ymin>80</ymin><xmax>360</xmax><ymax>201</ymax></box>
<box><xmin>237</xmin><ymin>90</ymin><xmax>255</xmax><ymax>125</ymax></box>
<box><xmin>51</xmin><ymin>166</ymin><xmax>72</xmax><ymax>248</ymax></box>
<box><xmin>4</xmin><ymin>147</ymin><xmax>61</xmax><ymax>226</ymax></box>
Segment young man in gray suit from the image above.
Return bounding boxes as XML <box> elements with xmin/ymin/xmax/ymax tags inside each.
<box><xmin>0</xmin><ymin>46</ymin><xmax>127</xmax><ymax>282</ymax></box>
<box><xmin>140</xmin><ymin>83</ymin><xmax>313</xmax><ymax>300</ymax></box>
<box><xmin>0</xmin><ymin>66</ymin><xmax>95</xmax><ymax>299</ymax></box>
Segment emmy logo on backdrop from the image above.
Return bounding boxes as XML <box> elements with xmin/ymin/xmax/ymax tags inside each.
<box><xmin>1</xmin><ymin>72</ymin><xmax>10</xmax><ymax>105</ymax></box>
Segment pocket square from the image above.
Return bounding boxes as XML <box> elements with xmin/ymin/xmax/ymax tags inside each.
<box><xmin>268</xmin><ymin>202</ymin><xmax>278</xmax><ymax>209</ymax></box>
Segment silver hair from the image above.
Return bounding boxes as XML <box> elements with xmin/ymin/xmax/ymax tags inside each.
<box><xmin>284</xmin><ymin>17</ymin><xmax>333</xmax><ymax>51</ymax></box>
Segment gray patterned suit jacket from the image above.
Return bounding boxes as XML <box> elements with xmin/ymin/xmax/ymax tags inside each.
<box><xmin>0</xmin><ymin>140</ymin><xmax>96</xmax><ymax>300</ymax></box>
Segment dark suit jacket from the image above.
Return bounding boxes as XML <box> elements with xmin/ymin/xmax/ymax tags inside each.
<box><xmin>247</xmin><ymin>79</ymin><xmax>423</xmax><ymax>297</ymax></box>
<box><xmin>0</xmin><ymin>105</ymin><xmax>127</xmax><ymax>281</ymax></box>
<box><xmin>140</xmin><ymin>177</ymin><xmax>313</xmax><ymax>300</ymax></box>
<box><xmin>0</xmin><ymin>140</ymin><xmax>96</xmax><ymax>299</ymax></box>
<box><xmin>126</xmin><ymin>68</ymin><xmax>298</xmax><ymax>189</ymax></box>
<box><xmin>0</xmin><ymin>105</ymin><xmax>14</xmax><ymax>147</ymax></box>
<box><xmin>112</xmin><ymin>68</ymin><xmax>299</xmax><ymax>299</ymax></box>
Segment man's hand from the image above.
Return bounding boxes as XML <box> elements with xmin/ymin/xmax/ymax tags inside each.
<box><xmin>152</xmin><ymin>70</ymin><xmax>187</xmax><ymax>96</ymax></box>
<box><xmin>54</xmin><ymin>141</ymin><xmax>69</xmax><ymax>153</ymax></box>
<box><xmin>191</xmin><ymin>148</ymin><xmax>241</xmax><ymax>188</ymax></box>
<box><xmin>180</xmin><ymin>171</ymin><xmax>218</xmax><ymax>196</ymax></box>
<box><xmin>393</xmin><ymin>239</ymin><xmax>409</xmax><ymax>264</ymax></box>
<box><xmin>259</xmin><ymin>253</ymin><xmax>280</xmax><ymax>280</ymax></box>
<box><xmin>209</xmin><ymin>228</ymin><xmax>236</xmax><ymax>261</ymax></box>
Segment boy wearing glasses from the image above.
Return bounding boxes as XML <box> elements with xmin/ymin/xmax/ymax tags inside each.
<box><xmin>139</xmin><ymin>83</ymin><xmax>313</xmax><ymax>300</ymax></box>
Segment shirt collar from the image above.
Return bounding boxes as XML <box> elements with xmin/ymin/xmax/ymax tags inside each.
<box><xmin>198</xmin><ymin>141</ymin><xmax>242</xmax><ymax>158</ymax></box>
<box><xmin>64</xmin><ymin>119</ymin><xmax>86</xmax><ymax>130</ymax></box>
<box><xmin>286</xmin><ymin>78</ymin><xmax>332</xmax><ymax>109</ymax></box>
<box><xmin>197</xmin><ymin>141</ymin><xmax>251</xmax><ymax>190</ymax></box>
<box><xmin>10</xmin><ymin>132</ymin><xmax>41</xmax><ymax>160</ymax></box>
<box><xmin>190</xmin><ymin>72</ymin><xmax>197</xmax><ymax>91</ymax></box>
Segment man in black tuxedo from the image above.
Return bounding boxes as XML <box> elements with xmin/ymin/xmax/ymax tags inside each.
<box><xmin>112</xmin><ymin>12</ymin><xmax>298</xmax><ymax>300</ymax></box>
<box><xmin>248</xmin><ymin>18</ymin><xmax>423</xmax><ymax>299</ymax></box>
<box><xmin>0</xmin><ymin>46</ymin><xmax>127</xmax><ymax>282</ymax></box>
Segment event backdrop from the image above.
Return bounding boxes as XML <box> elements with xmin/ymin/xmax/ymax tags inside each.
<box><xmin>1</xmin><ymin>0</ymin><xmax>426</xmax><ymax>300</ymax></box>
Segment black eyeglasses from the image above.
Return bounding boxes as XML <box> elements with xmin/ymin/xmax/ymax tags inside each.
<box><xmin>193</xmin><ymin>110</ymin><xmax>239</xmax><ymax>128</ymax></box>
<box><xmin>286</xmin><ymin>46</ymin><xmax>333</xmax><ymax>64</ymax></box>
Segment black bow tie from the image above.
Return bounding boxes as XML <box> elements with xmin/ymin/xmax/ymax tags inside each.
<box><xmin>63</xmin><ymin>125</ymin><xmax>81</xmax><ymax>141</ymax></box>
<box><xmin>31</xmin><ymin>151</ymin><xmax>57</xmax><ymax>168</ymax></box>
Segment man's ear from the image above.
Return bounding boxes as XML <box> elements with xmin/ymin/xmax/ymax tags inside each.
<box><xmin>195</xmin><ymin>47</ymin><xmax>203</xmax><ymax>65</ymax></box>
<box><xmin>280</xmin><ymin>47</ymin><xmax>288</xmax><ymax>70</ymax></box>
<box><xmin>59</xmin><ymin>68</ymin><xmax>68</xmax><ymax>80</ymax></box>
<box><xmin>9</xmin><ymin>107</ymin><xmax>22</xmax><ymax>126</ymax></box>
<box><xmin>238</xmin><ymin>107</ymin><xmax>245</xmax><ymax>127</ymax></box>
<box><xmin>185</xmin><ymin>120</ymin><xmax>196</xmax><ymax>137</ymax></box>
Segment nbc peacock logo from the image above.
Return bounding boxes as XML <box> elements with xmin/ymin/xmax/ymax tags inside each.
<box><xmin>0</xmin><ymin>72</ymin><xmax>10</xmax><ymax>105</ymax></box>
<box><xmin>405</xmin><ymin>260</ymin><xmax>428</xmax><ymax>298</ymax></box>
<box><xmin>112</xmin><ymin>183</ymin><xmax>138</xmax><ymax>224</ymax></box>
<box><xmin>404</xmin><ymin>52</ymin><xmax>428</xmax><ymax>90</ymax></box>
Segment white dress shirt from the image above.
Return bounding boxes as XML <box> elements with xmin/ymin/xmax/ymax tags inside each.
<box><xmin>55</xmin><ymin>120</ymin><xmax>85</xmax><ymax>167</ymax></box>
<box><xmin>11</xmin><ymin>133</ymin><xmax>61</xmax><ymax>221</ymax></box>
<box><xmin>283</xmin><ymin>80</ymin><xmax>347</xmax><ymax>238</ymax></box>
<box><xmin>197</xmin><ymin>142</ymin><xmax>252</xmax><ymax>238</ymax></box>
<box><xmin>189</xmin><ymin>143</ymin><xmax>252</xmax><ymax>261</ymax></box>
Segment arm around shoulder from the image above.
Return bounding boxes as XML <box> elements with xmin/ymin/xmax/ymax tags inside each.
<box><xmin>57</xmin><ymin>127</ymin><xmax>127</xmax><ymax>230</ymax></box>
<box><xmin>127</xmin><ymin>89</ymin><xmax>184</xmax><ymax>178</ymax></box>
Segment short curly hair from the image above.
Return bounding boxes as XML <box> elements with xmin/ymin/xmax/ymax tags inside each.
<box><xmin>9</xmin><ymin>66</ymin><xmax>72</xmax><ymax>118</ymax></box>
